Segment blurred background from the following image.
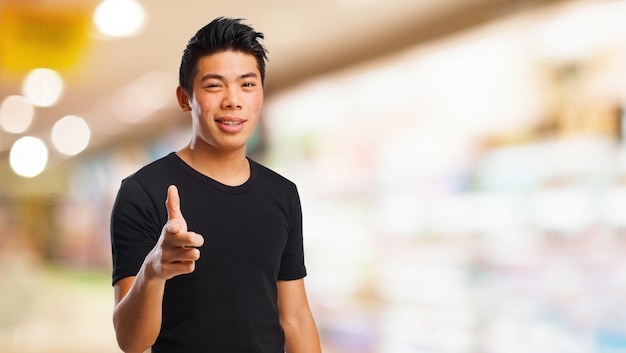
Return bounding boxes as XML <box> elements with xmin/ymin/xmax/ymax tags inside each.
<box><xmin>1</xmin><ymin>0</ymin><xmax>626</xmax><ymax>352</ymax></box>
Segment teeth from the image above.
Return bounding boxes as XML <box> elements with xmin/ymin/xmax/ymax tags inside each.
<box><xmin>220</xmin><ymin>120</ymin><xmax>241</xmax><ymax>126</ymax></box>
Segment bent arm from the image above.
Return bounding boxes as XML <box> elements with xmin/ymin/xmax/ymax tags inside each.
<box><xmin>113</xmin><ymin>263</ymin><xmax>166</xmax><ymax>353</ymax></box>
<box><xmin>278</xmin><ymin>279</ymin><xmax>322</xmax><ymax>353</ymax></box>
<box><xmin>112</xmin><ymin>185</ymin><xmax>203</xmax><ymax>352</ymax></box>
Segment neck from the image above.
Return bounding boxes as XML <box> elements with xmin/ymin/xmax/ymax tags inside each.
<box><xmin>176</xmin><ymin>144</ymin><xmax>250</xmax><ymax>186</ymax></box>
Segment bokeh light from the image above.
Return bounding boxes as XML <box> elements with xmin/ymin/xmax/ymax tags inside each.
<box><xmin>21</xmin><ymin>68</ymin><xmax>64</xmax><ymax>107</ymax></box>
<box><xmin>51</xmin><ymin>115</ymin><xmax>91</xmax><ymax>156</ymax></box>
<box><xmin>93</xmin><ymin>0</ymin><xmax>147</xmax><ymax>38</ymax></box>
<box><xmin>9</xmin><ymin>136</ymin><xmax>49</xmax><ymax>177</ymax></box>
<box><xmin>0</xmin><ymin>95</ymin><xmax>35</xmax><ymax>134</ymax></box>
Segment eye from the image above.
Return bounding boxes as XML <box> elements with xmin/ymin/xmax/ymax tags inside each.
<box><xmin>242</xmin><ymin>82</ymin><xmax>255</xmax><ymax>88</ymax></box>
<box><xmin>204</xmin><ymin>83</ymin><xmax>221</xmax><ymax>89</ymax></box>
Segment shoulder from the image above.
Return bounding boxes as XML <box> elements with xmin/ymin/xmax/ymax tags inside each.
<box><xmin>115</xmin><ymin>153</ymin><xmax>180</xmax><ymax>204</ymax></box>
<box><xmin>130</xmin><ymin>153</ymin><xmax>178</xmax><ymax>180</ymax></box>
<box><xmin>122</xmin><ymin>153</ymin><xmax>183</xmax><ymax>189</ymax></box>
<box><xmin>249</xmin><ymin>158</ymin><xmax>297</xmax><ymax>191</ymax></box>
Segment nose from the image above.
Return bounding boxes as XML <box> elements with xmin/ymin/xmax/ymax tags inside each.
<box><xmin>221</xmin><ymin>88</ymin><xmax>242</xmax><ymax>110</ymax></box>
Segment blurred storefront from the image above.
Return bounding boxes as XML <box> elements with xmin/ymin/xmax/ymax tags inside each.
<box><xmin>2</xmin><ymin>0</ymin><xmax>626</xmax><ymax>352</ymax></box>
<box><xmin>266</xmin><ymin>2</ymin><xmax>626</xmax><ymax>352</ymax></box>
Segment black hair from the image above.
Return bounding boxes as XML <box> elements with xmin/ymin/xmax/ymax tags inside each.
<box><xmin>179</xmin><ymin>17</ymin><xmax>269</xmax><ymax>96</ymax></box>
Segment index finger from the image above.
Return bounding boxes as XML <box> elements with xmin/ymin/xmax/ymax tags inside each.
<box><xmin>166</xmin><ymin>185</ymin><xmax>183</xmax><ymax>222</ymax></box>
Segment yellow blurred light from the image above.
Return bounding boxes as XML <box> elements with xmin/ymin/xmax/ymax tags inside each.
<box><xmin>22</xmin><ymin>68</ymin><xmax>64</xmax><ymax>107</ymax></box>
<box><xmin>93</xmin><ymin>0</ymin><xmax>146</xmax><ymax>38</ymax></box>
<box><xmin>10</xmin><ymin>136</ymin><xmax>48</xmax><ymax>178</ymax></box>
<box><xmin>51</xmin><ymin>115</ymin><xmax>91</xmax><ymax>156</ymax></box>
<box><xmin>0</xmin><ymin>4</ymin><xmax>91</xmax><ymax>73</ymax></box>
<box><xmin>0</xmin><ymin>95</ymin><xmax>34</xmax><ymax>133</ymax></box>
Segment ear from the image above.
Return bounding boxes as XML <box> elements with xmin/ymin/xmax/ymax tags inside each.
<box><xmin>176</xmin><ymin>86</ymin><xmax>192</xmax><ymax>112</ymax></box>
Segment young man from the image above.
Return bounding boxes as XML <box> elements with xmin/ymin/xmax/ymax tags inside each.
<box><xmin>110</xmin><ymin>17</ymin><xmax>321</xmax><ymax>353</ymax></box>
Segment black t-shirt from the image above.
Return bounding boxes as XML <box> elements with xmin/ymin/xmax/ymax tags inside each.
<box><xmin>110</xmin><ymin>152</ymin><xmax>307</xmax><ymax>353</ymax></box>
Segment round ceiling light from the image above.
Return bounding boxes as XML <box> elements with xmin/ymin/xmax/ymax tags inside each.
<box><xmin>93</xmin><ymin>0</ymin><xmax>147</xmax><ymax>38</ymax></box>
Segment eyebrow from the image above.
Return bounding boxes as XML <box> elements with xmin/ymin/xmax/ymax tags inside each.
<box><xmin>200</xmin><ymin>72</ymin><xmax>259</xmax><ymax>82</ymax></box>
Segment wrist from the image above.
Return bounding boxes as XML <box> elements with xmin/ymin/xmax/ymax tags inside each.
<box><xmin>140</xmin><ymin>254</ymin><xmax>168</xmax><ymax>286</ymax></box>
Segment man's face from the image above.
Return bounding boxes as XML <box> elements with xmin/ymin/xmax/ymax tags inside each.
<box><xmin>185</xmin><ymin>50</ymin><xmax>263</xmax><ymax>154</ymax></box>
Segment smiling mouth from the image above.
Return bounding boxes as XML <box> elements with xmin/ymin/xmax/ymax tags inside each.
<box><xmin>216</xmin><ymin>119</ymin><xmax>243</xmax><ymax>126</ymax></box>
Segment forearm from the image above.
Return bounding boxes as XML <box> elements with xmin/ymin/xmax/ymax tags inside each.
<box><xmin>113</xmin><ymin>264</ymin><xmax>166</xmax><ymax>353</ymax></box>
<box><xmin>283</xmin><ymin>313</ymin><xmax>322</xmax><ymax>353</ymax></box>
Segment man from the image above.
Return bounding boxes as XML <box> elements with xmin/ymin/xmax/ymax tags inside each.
<box><xmin>110</xmin><ymin>17</ymin><xmax>321</xmax><ymax>353</ymax></box>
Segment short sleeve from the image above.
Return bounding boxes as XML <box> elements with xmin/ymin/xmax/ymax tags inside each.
<box><xmin>277</xmin><ymin>186</ymin><xmax>307</xmax><ymax>281</ymax></box>
<box><xmin>110</xmin><ymin>177</ymin><xmax>162</xmax><ymax>285</ymax></box>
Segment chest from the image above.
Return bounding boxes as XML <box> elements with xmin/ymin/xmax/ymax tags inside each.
<box><xmin>179</xmin><ymin>187</ymin><xmax>292</xmax><ymax>276</ymax></box>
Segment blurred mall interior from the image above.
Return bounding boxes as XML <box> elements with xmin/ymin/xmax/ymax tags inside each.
<box><xmin>2</xmin><ymin>0</ymin><xmax>626</xmax><ymax>352</ymax></box>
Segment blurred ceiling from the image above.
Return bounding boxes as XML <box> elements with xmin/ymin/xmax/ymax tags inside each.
<box><xmin>0</xmin><ymin>0</ymin><xmax>563</xmax><ymax>165</ymax></box>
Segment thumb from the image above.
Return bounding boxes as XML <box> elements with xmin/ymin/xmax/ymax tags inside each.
<box><xmin>165</xmin><ymin>185</ymin><xmax>186</xmax><ymax>233</ymax></box>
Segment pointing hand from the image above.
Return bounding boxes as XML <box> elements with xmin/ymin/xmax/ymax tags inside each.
<box><xmin>147</xmin><ymin>185</ymin><xmax>204</xmax><ymax>280</ymax></box>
